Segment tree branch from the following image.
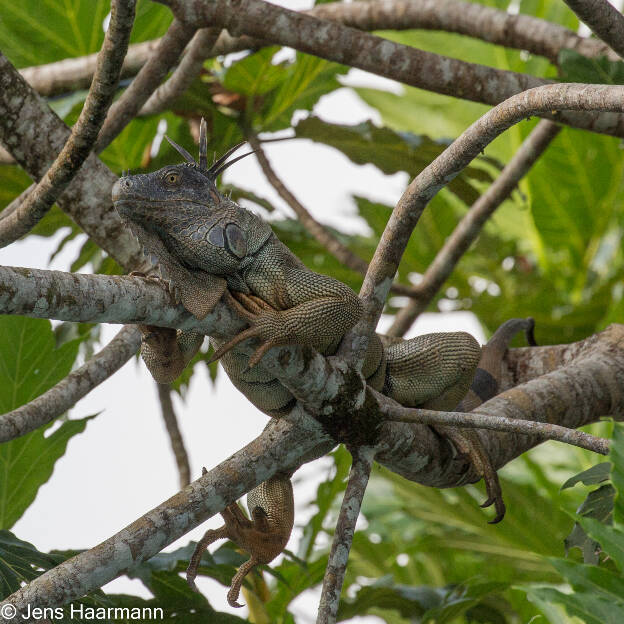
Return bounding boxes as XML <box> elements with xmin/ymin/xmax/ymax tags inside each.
<box><xmin>376</xmin><ymin>324</ymin><xmax>624</xmax><ymax>484</ymax></box>
<box><xmin>317</xmin><ymin>446</ymin><xmax>375</xmax><ymax>624</ymax></box>
<box><xmin>562</xmin><ymin>0</ymin><xmax>624</xmax><ymax>60</ymax></box>
<box><xmin>158</xmin><ymin>0</ymin><xmax>624</xmax><ymax>138</ymax></box>
<box><xmin>376</xmin><ymin>393</ymin><xmax>610</xmax><ymax>455</ymax></box>
<box><xmin>19</xmin><ymin>0</ymin><xmax>618</xmax><ymax>98</ymax></box>
<box><xmin>157</xmin><ymin>382</ymin><xmax>191</xmax><ymax>488</ymax></box>
<box><xmin>387</xmin><ymin>119</ymin><xmax>561</xmax><ymax>337</ymax></box>
<box><xmin>0</xmin><ymin>264</ymin><xmax>622</xmax><ymax>614</ymax></box>
<box><xmin>0</xmin><ymin>325</ymin><xmax>141</xmax><ymax>443</ymax></box>
<box><xmin>0</xmin><ymin>0</ymin><xmax>136</xmax><ymax>247</ymax></box>
<box><xmin>139</xmin><ymin>27</ymin><xmax>221</xmax><ymax>117</ymax></box>
<box><xmin>93</xmin><ymin>19</ymin><xmax>196</xmax><ymax>153</ymax></box>
<box><xmin>0</xmin><ymin>416</ymin><xmax>333</xmax><ymax>621</ymax></box>
<box><xmin>342</xmin><ymin>84</ymin><xmax>624</xmax><ymax>367</ymax></box>
<box><xmin>0</xmin><ymin>55</ymin><xmax>142</xmax><ymax>270</ymax></box>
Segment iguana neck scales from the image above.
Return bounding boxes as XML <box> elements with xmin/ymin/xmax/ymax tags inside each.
<box><xmin>112</xmin><ymin>124</ymin><xmax>529</xmax><ymax>608</ymax></box>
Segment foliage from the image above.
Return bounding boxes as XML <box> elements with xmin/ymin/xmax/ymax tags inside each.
<box><xmin>0</xmin><ymin>0</ymin><xmax>623</xmax><ymax>622</ymax></box>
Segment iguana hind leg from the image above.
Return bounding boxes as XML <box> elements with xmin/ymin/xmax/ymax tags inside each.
<box><xmin>187</xmin><ymin>473</ymin><xmax>294</xmax><ymax>608</ymax></box>
<box><xmin>382</xmin><ymin>330</ymin><xmax>506</xmax><ymax>522</ymax></box>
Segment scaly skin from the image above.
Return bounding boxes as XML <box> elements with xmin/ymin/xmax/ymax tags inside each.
<box><xmin>111</xmin><ymin>134</ymin><xmax>524</xmax><ymax>606</ymax></box>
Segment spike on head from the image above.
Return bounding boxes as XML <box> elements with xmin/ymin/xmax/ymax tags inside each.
<box><xmin>209</xmin><ymin>147</ymin><xmax>257</xmax><ymax>179</ymax></box>
<box><xmin>199</xmin><ymin>118</ymin><xmax>208</xmax><ymax>170</ymax></box>
<box><xmin>165</xmin><ymin>135</ymin><xmax>196</xmax><ymax>164</ymax></box>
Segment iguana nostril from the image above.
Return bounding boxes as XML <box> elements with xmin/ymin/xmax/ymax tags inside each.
<box><xmin>111</xmin><ymin>177</ymin><xmax>133</xmax><ymax>202</ymax></box>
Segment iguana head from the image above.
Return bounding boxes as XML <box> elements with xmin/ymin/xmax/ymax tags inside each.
<box><xmin>112</xmin><ymin>120</ymin><xmax>255</xmax><ymax>273</ymax></box>
<box><xmin>112</xmin><ymin>120</ymin><xmax>252</xmax><ymax>230</ymax></box>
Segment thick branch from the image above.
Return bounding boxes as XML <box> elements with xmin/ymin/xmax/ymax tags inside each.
<box><xmin>562</xmin><ymin>0</ymin><xmax>624</xmax><ymax>60</ymax></box>
<box><xmin>0</xmin><ymin>325</ymin><xmax>141</xmax><ymax>442</ymax></box>
<box><xmin>317</xmin><ymin>446</ymin><xmax>375</xmax><ymax>624</ymax></box>
<box><xmin>376</xmin><ymin>324</ymin><xmax>624</xmax><ymax>484</ymax></box>
<box><xmin>159</xmin><ymin>0</ymin><xmax>624</xmax><ymax>138</ymax></box>
<box><xmin>0</xmin><ymin>54</ymin><xmax>142</xmax><ymax>270</ymax></box>
<box><xmin>20</xmin><ymin>0</ymin><xmax>618</xmax><ymax>97</ymax></box>
<box><xmin>387</xmin><ymin>119</ymin><xmax>561</xmax><ymax>337</ymax></box>
<box><xmin>1</xmin><ymin>265</ymin><xmax>622</xmax><ymax>613</ymax></box>
<box><xmin>19</xmin><ymin>39</ymin><xmax>160</xmax><ymax>98</ymax></box>
<box><xmin>0</xmin><ymin>0</ymin><xmax>135</xmax><ymax>247</ymax></box>
<box><xmin>157</xmin><ymin>383</ymin><xmax>191</xmax><ymax>488</ymax></box>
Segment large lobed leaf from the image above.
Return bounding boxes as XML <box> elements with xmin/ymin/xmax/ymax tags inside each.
<box><xmin>0</xmin><ymin>316</ymin><xmax>92</xmax><ymax>528</ymax></box>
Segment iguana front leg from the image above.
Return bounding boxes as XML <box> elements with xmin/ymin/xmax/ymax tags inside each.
<box><xmin>186</xmin><ymin>471</ymin><xmax>294</xmax><ymax>608</ymax></box>
<box><xmin>210</xmin><ymin>288</ymin><xmax>363</xmax><ymax>367</ymax></box>
<box><xmin>138</xmin><ymin>325</ymin><xmax>204</xmax><ymax>383</ymax></box>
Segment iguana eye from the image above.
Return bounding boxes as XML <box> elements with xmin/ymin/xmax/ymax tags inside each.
<box><xmin>163</xmin><ymin>170</ymin><xmax>180</xmax><ymax>186</ymax></box>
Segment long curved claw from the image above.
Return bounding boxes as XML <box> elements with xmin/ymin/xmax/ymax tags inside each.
<box><xmin>248</xmin><ymin>340</ymin><xmax>280</xmax><ymax>368</ymax></box>
<box><xmin>227</xmin><ymin>557</ymin><xmax>259</xmax><ymax>608</ymax></box>
<box><xmin>208</xmin><ymin>326</ymin><xmax>263</xmax><ymax>363</ymax></box>
<box><xmin>224</xmin><ymin>290</ymin><xmax>260</xmax><ymax>321</ymax></box>
<box><xmin>186</xmin><ymin>526</ymin><xmax>229</xmax><ymax>591</ymax></box>
<box><xmin>482</xmin><ymin>466</ymin><xmax>506</xmax><ymax>524</ymax></box>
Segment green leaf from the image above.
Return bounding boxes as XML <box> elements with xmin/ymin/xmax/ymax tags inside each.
<box><xmin>564</xmin><ymin>484</ymin><xmax>615</xmax><ymax>563</ymax></box>
<box><xmin>260</xmin><ymin>53</ymin><xmax>347</xmax><ymax>132</ymax></box>
<box><xmin>0</xmin><ymin>416</ymin><xmax>94</xmax><ymax>528</ymax></box>
<box><xmin>222</xmin><ymin>47</ymin><xmax>285</xmax><ymax>97</ymax></box>
<box><xmin>0</xmin><ymin>531</ymin><xmax>64</xmax><ymax>598</ymax></box>
<box><xmin>527</xmin><ymin>587</ymin><xmax>624</xmax><ymax>624</ymax></box>
<box><xmin>561</xmin><ymin>463</ymin><xmax>612</xmax><ymax>490</ymax></box>
<box><xmin>295</xmin><ymin>116</ymin><xmax>491</xmax><ymax>205</ymax></box>
<box><xmin>611</xmin><ymin>423</ymin><xmax>624</xmax><ymax>525</ymax></box>
<box><xmin>0</xmin><ymin>316</ymin><xmax>93</xmax><ymax>527</ymax></box>
<box><xmin>0</xmin><ymin>166</ymin><xmax>31</xmax><ymax>211</ymax></box>
<box><xmin>337</xmin><ymin>579</ymin><xmax>440</xmax><ymax>620</ymax></box>
<box><xmin>580</xmin><ymin>517</ymin><xmax>624</xmax><ymax>572</ymax></box>
<box><xmin>559</xmin><ymin>50</ymin><xmax>624</xmax><ymax>85</ymax></box>
<box><xmin>0</xmin><ymin>0</ymin><xmax>170</xmax><ymax>68</ymax></box>
<box><xmin>549</xmin><ymin>557</ymin><xmax>624</xmax><ymax>603</ymax></box>
<box><xmin>0</xmin><ymin>316</ymin><xmax>81</xmax><ymax>412</ymax></box>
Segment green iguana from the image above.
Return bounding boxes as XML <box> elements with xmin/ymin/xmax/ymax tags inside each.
<box><xmin>112</xmin><ymin>121</ymin><xmax>534</xmax><ymax>608</ymax></box>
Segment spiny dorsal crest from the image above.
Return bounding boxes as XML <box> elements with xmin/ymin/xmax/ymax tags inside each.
<box><xmin>165</xmin><ymin>118</ymin><xmax>255</xmax><ymax>181</ymax></box>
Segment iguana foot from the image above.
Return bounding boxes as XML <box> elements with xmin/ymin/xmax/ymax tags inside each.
<box><xmin>186</xmin><ymin>469</ymin><xmax>290</xmax><ymax>608</ymax></box>
<box><xmin>209</xmin><ymin>290</ymin><xmax>284</xmax><ymax>367</ymax></box>
<box><xmin>440</xmin><ymin>428</ymin><xmax>505</xmax><ymax>524</ymax></box>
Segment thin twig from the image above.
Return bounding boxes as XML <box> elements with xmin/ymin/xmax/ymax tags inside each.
<box><xmin>0</xmin><ymin>0</ymin><xmax>136</xmax><ymax>248</ymax></box>
<box><xmin>387</xmin><ymin>119</ymin><xmax>561</xmax><ymax>337</ymax></box>
<box><xmin>0</xmin><ymin>326</ymin><xmax>141</xmax><ymax>442</ymax></box>
<box><xmin>562</xmin><ymin>0</ymin><xmax>624</xmax><ymax>60</ymax></box>
<box><xmin>0</xmin><ymin>54</ymin><xmax>144</xmax><ymax>270</ymax></box>
<box><xmin>94</xmin><ymin>18</ymin><xmax>196</xmax><ymax>153</ymax></box>
<box><xmin>139</xmin><ymin>27</ymin><xmax>221</xmax><ymax>116</ymax></box>
<box><xmin>317</xmin><ymin>446</ymin><xmax>375</xmax><ymax>624</ymax></box>
<box><xmin>375</xmin><ymin>390</ymin><xmax>610</xmax><ymax>455</ymax></box>
<box><xmin>156</xmin><ymin>382</ymin><xmax>191</xmax><ymax>488</ymax></box>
